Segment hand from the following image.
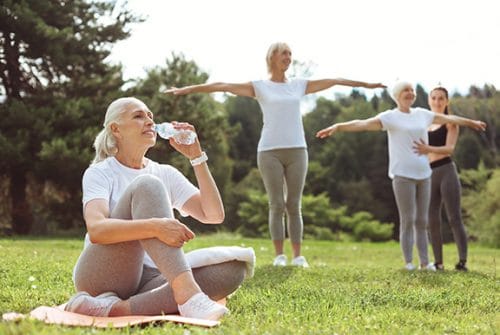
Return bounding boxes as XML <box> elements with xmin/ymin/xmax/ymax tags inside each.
<box><xmin>164</xmin><ymin>86</ymin><xmax>192</xmax><ymax>95</ymax></box>
<box><xmin>470</xmin><ymin>120</ymin><xmax>487</xmax><ymax>132</ymax></box>
<box><xmin>316</xmin><ymin>125</ymin><xmax>337</xmax><ymax>139</ymax></box>
<box><xmin>366</xmin><ymin>82</ymin><xmax>386</xmax><ymax>89</ymax></box>
<box><xmin>168</xmin><ymin>121</ymin><xmax>204</xmax><ymax>159</ymax></box>
<box><xmin>412</xmin><ymin>139</ymin><xmax>429</xmax><ymax>155</ymax></box>
<box><xmin>155</xmin><ymin>218</ymin><xmax>195</xmax><ymax>248</ymax></box>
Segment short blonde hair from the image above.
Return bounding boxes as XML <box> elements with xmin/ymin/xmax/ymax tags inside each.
<box><xmin>92</xmin><ymin>97</ymin><xmax>146</xmax><ymax>164</ymax></box>
<box><xmin>266</xmin><ymin>42</ymin><xmax>291</xmax><ymax>74</ymax></box>
<box><xmin>390</xmin><ymin>81</ymin><xmax>414</xmax><ymax>102</ymax></box>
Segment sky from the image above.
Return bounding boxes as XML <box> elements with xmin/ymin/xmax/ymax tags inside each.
<box><xmin>108</xmin><ymin>0</ymin><xmax>500</xmax><ymax>107</ymax></box>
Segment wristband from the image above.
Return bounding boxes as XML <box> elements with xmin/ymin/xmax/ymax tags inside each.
<box><xmin>190</xmin><ymin>151</ymin><xmax>208</xmax><ymax>166</ymax></box>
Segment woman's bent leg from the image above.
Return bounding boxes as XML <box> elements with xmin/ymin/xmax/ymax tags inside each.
<box><xmin>130</xmin><ymin>261</ymin><xmax>247</xmax><ymax>315</ymax></box>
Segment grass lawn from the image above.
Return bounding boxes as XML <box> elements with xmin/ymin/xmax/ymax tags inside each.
<box><xmin>0</xmin><ymin>233</ymin><xmax>498</xmax><ymax>334</ymax></box>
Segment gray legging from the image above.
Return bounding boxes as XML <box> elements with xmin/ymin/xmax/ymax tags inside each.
<box><xmin>257</xmin><ymin>148</ymin><xmax>308</xmax><ymax>244</ymax></box>
<box><xmin>429</xmin><ymin>161</ymin><xmax>468</xmax><ymax>264</ymax></box>
<box><xmin>73</xmin><ymin>174</ymin><xmax>246</xmax><ymax>315</ymax></box>
<box><xmin>392</xmin><ymin>176</ymin><xmax>431</xmax><ymax>265</ymax></box>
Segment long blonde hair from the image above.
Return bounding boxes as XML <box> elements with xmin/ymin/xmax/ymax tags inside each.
<box><xmin>92</xmin><ymin>97</ymin><xmax>143</xmax><ymax>164</ymax></box>
<box><xmin>265</xmin><ymin>42</ymin><xmax>291</xmax><ymax>74</ymax></box>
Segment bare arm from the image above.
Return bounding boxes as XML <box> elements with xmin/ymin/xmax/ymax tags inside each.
<box><xmin>306</xmin><ymin>78</ymin><xmax>386</xmax><ymax>94</ymax></box>
<box><xmin>165</xmin><ymin>82</ymin><xmax>255</xmax><ymax>98</ymax></box>
<box><xmin>413</xmin><ymin>124</ymin><xmax>459</xmax><ymax>156</ymax></box>
<box><xmin>169</xmin><ymin>123</ymin><xmax>224</xmax><ymax>224</ymax></box>
<box><xmin>316</xmin><ymin>117</ymin><xmax>383</xmax><ymax>138</ymax></box>
<box><xmin>85</xmin><ymin>199</ymin><xmax>195</xmax><ymax>248</ymax></box>
<box><xmin>433</xmin><ymin>113</ymin><xmax>487</xmax><ymax>131</ymax></box>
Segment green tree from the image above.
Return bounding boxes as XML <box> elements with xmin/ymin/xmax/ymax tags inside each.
<box><xmin>224</xmin><ymin>95</ymin><xmax>262</xmax><ymax>183</ymax></box>
<box><xmin>128</xmin><ymin>54</ymin><xmax>234</xmax><ymax>232</ymax></box>
<box><xmin>0</xmin><ymin>0</ymin><xmax>139</xmax><ymax>233</ymax></box>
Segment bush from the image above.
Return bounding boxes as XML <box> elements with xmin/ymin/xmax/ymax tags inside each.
<box><xmin>353</xmin><ymin>220</ymin><xmax>393</xmax><ymax>242</ymax></box>
<box><xmin>462</xmin><ymin>168</ymin><xmax>500</xmax><ymax>247</ymax></box>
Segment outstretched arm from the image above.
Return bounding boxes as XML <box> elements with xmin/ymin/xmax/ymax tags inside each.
<box><xmin>165</xmin><ymin>82</ymin><xmax>255</xmax><ymax>98</ymax></box>
<box><xmin>306</xmin><ymin>78</ymin><xmax>386</xmax><ymax>94</ymax></box>
<box><xmin>316</xmin><ymin>117</ymin><xmax>383</xmax><ymax>138</ymax></box>
<box><xmin>433</xmin><ymin>113</ymin><xmax>487</xmax><ymax>131</ymax></box>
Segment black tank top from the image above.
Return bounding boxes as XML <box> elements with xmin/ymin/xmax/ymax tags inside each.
<box><xmin>428</xmin><ymin>124</ymin><xmax>447</xmax><ymax>146</ymax></box>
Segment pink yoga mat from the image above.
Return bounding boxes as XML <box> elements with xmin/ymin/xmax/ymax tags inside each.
<box><xmin>2</xmin><ymin>305</ymin><xmax>220</xmax><ymax>328</ymax></box>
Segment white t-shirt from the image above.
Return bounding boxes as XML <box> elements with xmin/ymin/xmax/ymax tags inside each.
<box><xmin>81</xmin><ymin>156</ymin><xmax>198</xmax><ymax>267</ymax></box>
<box><xmin>252</xmin><ymin>79</ymin><xmax>308</xmax><ymax>152</ymax></box>
<box><xmin>378</xmin><ymin>107</ymin><xmax>435</xmax><ymax>180</ymax></box>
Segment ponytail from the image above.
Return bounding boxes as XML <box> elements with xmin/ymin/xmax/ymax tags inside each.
<box><xmin>92</xmin><ymin>127</ymin><xmax>118</xmax><ymax>164</ymax></box>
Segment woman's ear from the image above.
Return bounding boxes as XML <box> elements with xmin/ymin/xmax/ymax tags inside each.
<box><xmin>110</xmin><ymin>123</ymin><xmax>121</xmax><ymax>139</ymax></box>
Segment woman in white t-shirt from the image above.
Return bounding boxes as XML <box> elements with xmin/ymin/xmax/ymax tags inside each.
<box><xmin>167</xmin><ymin>42</ymin><xmax>384</xmax><ymax>267</ymax></box>
<box><xmin>64</xmin><ymin>97</ymin><xmax>249</xmax><ymax>320</ymax></box>
<box><xmin>316</xmin><ymin>81</ymin><xmax>486</xmax><ymax>270</ymax></box>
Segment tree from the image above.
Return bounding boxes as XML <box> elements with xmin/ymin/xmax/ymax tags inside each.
<box><xmin>224</xmin><ymin>95</ymin><xmax>262</xmax><ymax>182</ymax></box>
<box><xmin>128</xmin><ymin>53</ymin><xmax>235</xmax><ymax>232</ymax></box>
<box><xmin>0</xmin><ymin>0</ymin><xmax>139</xmax><ymax>234</ymax></box>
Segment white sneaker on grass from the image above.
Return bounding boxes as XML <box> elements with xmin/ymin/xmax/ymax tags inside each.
<box><xmin>273</xmin><ymin>254</ymin><xmax>287</xmax><ymax>266</ymax></box>
<box><xmin>178</xmin><ymin>292</ymin><xmax>229</xmax><ymax>321</ymax></box>
<box><xmin>420</xmin><ymin>263</ymin><xmax>437</xmax><ymax>271</ymax></box>
<box><xmin>404</xmin><ymin>263</ymin><xmax>416</xmax><ymax>271</ymax></box>
<box><xmin>64</xmin><ymin>291</ymin><xmax>121</xmax><ymax>316</ymax></box>
<box><xmin>291</xmin><ymin>256</ymin><xmax>309</xmax><ymax>268</ymax></box>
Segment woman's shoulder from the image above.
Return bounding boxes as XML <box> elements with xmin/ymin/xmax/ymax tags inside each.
<box><xmin>84</xmin><ymin>158</ymin><xmax>114</xmax><ymax>178</ymax></box>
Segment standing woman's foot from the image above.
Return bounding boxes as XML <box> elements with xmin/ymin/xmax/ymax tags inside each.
<box><xmin>435</xmin><ymin>263</ymin><xmax>445</xmax><ymax>271</ymax></box>
<box><xmin>273</xmin><ymin>254</ymin><xmax>287</xmax><ymax>266</ymax></box>
<box><xmin>455</xmin><ymin>260</ymin><xmax>468</xmax><ymax>271</ymax></box>
<box><xmin>291</xmin><ymin>256</ymin><xmax>309</xmax><ymax>268</ymax></box>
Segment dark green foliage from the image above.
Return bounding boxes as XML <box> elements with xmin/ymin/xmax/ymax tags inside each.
<box><xmin>0</xmin><ymin>0</ymin><xmax>140</xmax><ymax>233</ymax></box>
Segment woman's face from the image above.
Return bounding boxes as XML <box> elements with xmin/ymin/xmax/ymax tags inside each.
<box><xmin>428</xmin><ymin>89</ymin><xmax>448</xmax><ymax>114</ymax></box>
<box><xmin>396</xmin><ymin>85</ymin><xmax>416</xmax><ymax>107</ymax></box>
<box><xmin>113</xmin><ymin>101</ymin><xmax>156</xmax><ymax>148</ymax></box>
<box><xmin>271</xmin><ymin>48</ymin><xmax>292</xmax><ymax>73</ymax></box>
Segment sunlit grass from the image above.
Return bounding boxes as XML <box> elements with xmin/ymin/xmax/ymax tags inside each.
<box><xmin>0</xmin><ymin>234</ymin><xmax>498</xmax><ymax>334</ymax></box>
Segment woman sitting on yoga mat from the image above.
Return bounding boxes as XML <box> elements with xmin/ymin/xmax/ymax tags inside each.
<box><xmin>65</xmin><ymin>97</ymin><xmax>247</xmax><ymax>320</ymax></box>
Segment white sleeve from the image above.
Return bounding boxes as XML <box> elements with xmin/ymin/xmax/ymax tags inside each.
<box><xmin>162</xmin><ymin>166</ymin><xmax>199</xmax><ymax>212</ymax></box>
<box><xmin>377</xmin><ymin>110</ymin><xmax>392</xmax><ymax>131</ymax></box>
<box><xmin>419</xmin><ymin>108</ymin><xmax>436</xmax><ymax>126</ymax></box>
<box><xmin>82</xmin><ymin>167</ymin><xmax>112</xmax><ymax>208</ymax></box>
<box><xmin>251</xmin><ymin>80</ymin><xmax>263</xmax><ymax>100</ymax></box>
<box><xmin>295</xmin><ymin>78</ymin><xmax>308</xmax><ymax>96</ymax></box>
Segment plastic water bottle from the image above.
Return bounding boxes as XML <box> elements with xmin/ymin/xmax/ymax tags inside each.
<box><xmin>154</xmin><ymin>122</ymin><xmax>197</xmax><ymax>145</ymax></box>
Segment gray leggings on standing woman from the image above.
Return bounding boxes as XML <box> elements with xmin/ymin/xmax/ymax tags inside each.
<box><xmin>73</xmin><ymin>174</ymin><xmax>246</xmax><ymax>315</ymax></box>
<box><xmin>257</xmin><ymin>148</ymin><xmax>308</xmax><ymax>244</ymax></box>
<box><xmin>392</xmin><ymin>176</ymin><xmax>431</xmax><ymax>265</ymax></box>
<box><xmin>429</xmin><ymin>161</ymin><xmax>467</xmax><ymax>264</ymax></box>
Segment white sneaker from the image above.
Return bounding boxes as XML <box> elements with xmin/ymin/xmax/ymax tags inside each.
<box><xmin>420</xmin><ymin>263</ymin><xmax>437</xmax><ymax>271</ymax></box>
<box><xmin>291</xmin><ymin>256</ymin><xmax>309</xmax><ymax>268</ymax></box>
<box><xmin>273</xmin><ymin>254</ymin><xmax>287</xmax><ymax>266</ymax></box>
<box><xmin>404</xmin><ymin>263</ymin><xmax>416</xmax><ymax>271</ymax></box>
<box><xmin>64</xmin><ymin>291</ymin><xmax>121</xmax><ymax>316</ymax></box>
<box><xmin>178</xmin><ymin>292</ymin><xmax>229</xmax><ymax>321</ymax></box>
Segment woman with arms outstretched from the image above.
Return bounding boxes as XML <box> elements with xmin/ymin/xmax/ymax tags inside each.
<box><xmin>167</xmin><ymin>42</ymin><xmax>384</xmax><ymax>267</ymax></box>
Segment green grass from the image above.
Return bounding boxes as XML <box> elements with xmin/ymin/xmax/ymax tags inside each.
<box><xmin>1</xmin><ymin>234</ymin><xmax>499</xmax><ymax>334</ymax></box>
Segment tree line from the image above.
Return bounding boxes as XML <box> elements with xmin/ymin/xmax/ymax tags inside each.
<box><xmin>1</xmin><ymin>1</ymin><xmax>498</xmax><ymax>246</ymax></box>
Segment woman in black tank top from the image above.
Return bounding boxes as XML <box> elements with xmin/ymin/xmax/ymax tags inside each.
<box><xmin>413</xmin><ymin>87</ymin><xmax>469</xmax><ymax>271</ymax></box>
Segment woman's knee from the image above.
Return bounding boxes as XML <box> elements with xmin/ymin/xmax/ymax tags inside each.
<box><xmin>131</xmin><ymin>174</ymin><xmax>166</xmax><ymax>199</ymax></box>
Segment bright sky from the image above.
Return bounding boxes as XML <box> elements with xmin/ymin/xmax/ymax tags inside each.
<box><xmin>109</xmin><ymin>0</ymin><xmax>500</xmax><ymax>107</ymax></box>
